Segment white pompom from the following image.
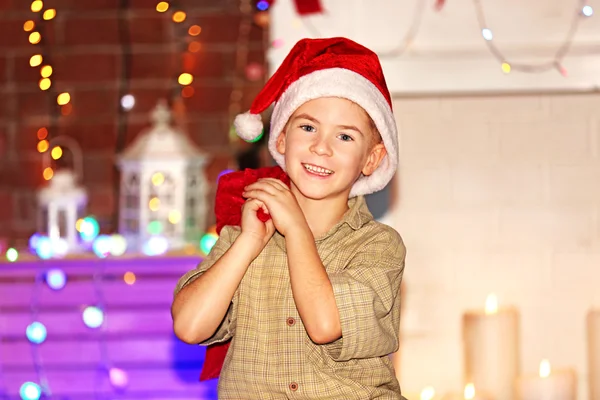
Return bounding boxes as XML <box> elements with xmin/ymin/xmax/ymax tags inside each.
<box><xmin>234</xmin><ymin>112</ymin><xmax>264</xmax><ymax>142</ymax></box>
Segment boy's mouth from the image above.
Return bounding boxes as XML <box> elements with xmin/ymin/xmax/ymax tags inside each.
<box><xmin>302</xmin><ymin>163</ymin><xmax>333</xmax><ymax>176</ymax></box>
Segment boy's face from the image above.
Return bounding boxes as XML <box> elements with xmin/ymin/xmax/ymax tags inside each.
<box><xmin>276</xmin><ymin>97</ymin><xmax>387</xmax><ymax>202</ymax></box>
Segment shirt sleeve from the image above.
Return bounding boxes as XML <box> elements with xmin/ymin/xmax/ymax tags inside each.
<box><xmin>323</xmin><ymin>226</ymin><xmax>406</xmax><ymax>361</ymax></box>
<box><xmin>173</xmin><ymin>225</ymin><xmax>241</xmax><ymax>345</ymax></box>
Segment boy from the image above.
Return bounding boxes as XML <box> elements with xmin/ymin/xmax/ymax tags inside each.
<box><xmin>172</xmin><ymin>37</ymin><xmax>406</xmax><ymax>399</ymax></box>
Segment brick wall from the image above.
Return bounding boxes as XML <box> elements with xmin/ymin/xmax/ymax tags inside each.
<box><xmin>392</xmin><ymin>93</ymin><xmax>600</xmax><ymax>399</ymax></box>
<box><xmin>0</xmin><ymin>0</ymin><xmax>268</xmax><ymax>245</ymax></box>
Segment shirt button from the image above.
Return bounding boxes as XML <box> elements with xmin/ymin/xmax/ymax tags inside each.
<box><xmin>286</xmin><ymin>317</ymin><xmax>296</xmax><ymax>326</ymax></box>
<box><xmin>289</xmin><ymin>382</ymin><xmax>299</xmax><ymax>391</ymax></box>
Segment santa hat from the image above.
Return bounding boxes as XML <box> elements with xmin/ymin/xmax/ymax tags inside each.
<box><xmin>234</xmin><ymin>37</ymin><xmax>399</xmax><ymax>197</ymax></box>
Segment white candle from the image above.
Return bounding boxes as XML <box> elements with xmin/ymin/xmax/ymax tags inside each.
<box><xmin>463</xmin><ymin>293</ymin><xmax>519</xmax><ymax>400</ymax></box>
<box><xmin>588</xmin><ymin>309</ymin><xmax>600</xmax><ymax>400</ymax></box>
<box><xmin>516</xmin><ymin>359</ymin><xmax>576</xmax><ymax>400</ymax></box>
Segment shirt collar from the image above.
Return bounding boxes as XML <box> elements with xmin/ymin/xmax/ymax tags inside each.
<box><xmin>314</xmin><ymin>195</ymin><xmax>372</xmax><ymax>242</ymax></box>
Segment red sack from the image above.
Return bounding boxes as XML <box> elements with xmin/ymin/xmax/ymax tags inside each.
<box><xmin>200</xmin><ymin>166</ymin><xmax>290</xmax><ymax>381</ymax></box>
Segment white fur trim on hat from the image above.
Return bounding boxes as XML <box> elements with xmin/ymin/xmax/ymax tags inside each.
<box><xmin>234</xmin><ymin>112</ymin><xmax>264</xmax><ymax>142</ymax></box>
<box><xmin>267</xmin><ymin>68</ymin><xmax>399</xmax><ymax>198</ymax></box>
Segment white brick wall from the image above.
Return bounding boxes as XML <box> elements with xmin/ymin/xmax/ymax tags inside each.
<box><xmin>392</xmin><ymin>94</ymin><xmax>600</xmax><ymax>399</ymax></box>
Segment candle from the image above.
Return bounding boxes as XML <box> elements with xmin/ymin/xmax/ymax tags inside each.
<box><xmin>516</xmin><ymin>359</ymin><xmax>576</xmax><ymax>400</ymax></box>
<box><xmin>588</xmin><ymin>309</ymin><xmax>600</xmax><ymax>400</ymax></box>
<box><xmin>463</xmin><ymin>293</ymin><xmax>519</xmax><ymax>400</ymax></box>
<box><xmin>441</xmin><ymin>383</ymin><xmax>494</xmax><ymax>400</ymax></box>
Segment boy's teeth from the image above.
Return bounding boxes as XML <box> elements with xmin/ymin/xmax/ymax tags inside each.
<box><xmin>304</xmin><ymin>164</ymin><xmax>333</xmax><ymax>175</ymax></box>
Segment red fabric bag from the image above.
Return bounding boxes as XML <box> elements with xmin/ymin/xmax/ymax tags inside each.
<box><xmin>200</xmin><ymin>166</ymin><xmax>290</xmax><ymax>381</ymax></box>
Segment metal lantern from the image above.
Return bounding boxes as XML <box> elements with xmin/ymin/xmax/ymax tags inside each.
<box><xmin>116</xmin><ymin>100</ymin><xmax>210</xmax><ymax>251</ymax></box>
<box><xmin>37</xmin><ymin>137</ymin><xmax>88</xmax><ymax>253</ymax></box>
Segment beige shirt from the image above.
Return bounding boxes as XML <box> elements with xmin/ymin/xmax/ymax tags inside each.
<box><xmin>175</xmin><ymin>196</ymin><xmax>407</xmax><ymax>399</ymax></box>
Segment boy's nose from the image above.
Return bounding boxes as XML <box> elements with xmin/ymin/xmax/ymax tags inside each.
<box><xmin>309</xmin><ymin>136</ymin><xmax>333</xmax><ymax>156</ymax></box>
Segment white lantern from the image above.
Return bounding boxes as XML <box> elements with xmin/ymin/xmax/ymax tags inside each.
<box><xmin>116</xmin><ymin>100</ymin><xmax>210</xmax><ymax>251</ymax></box>
<box><xmin>38</xmin><ymin>138</ymin><xmax>88</xmax><ymax>253</ymax></box>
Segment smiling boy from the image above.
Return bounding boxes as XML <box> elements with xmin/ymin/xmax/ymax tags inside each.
<box><xmin>172</xmin><ymin>37</ymin><xmax>407</xmax><ymax>399</ymax></box>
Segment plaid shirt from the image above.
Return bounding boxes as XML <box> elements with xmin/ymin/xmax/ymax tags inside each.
<box><xmin>175</xmin><ymin>196</ymin><xmax>407</xmax><ymax>399</ymax></box>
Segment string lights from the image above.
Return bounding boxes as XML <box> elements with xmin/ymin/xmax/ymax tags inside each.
<box><xmin>473</xmin><ymin>0</ymin><xmax>594</xmax><ymax>75</ymax></box>
<box><xmin>24</xmin><ymin>0</ymin><xmax>71</xmax><ymax>185</ymax></box>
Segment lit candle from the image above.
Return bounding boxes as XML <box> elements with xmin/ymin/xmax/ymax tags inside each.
<box><xmin>588</xmin><ymin>309</ymin><xmax>600</xmax><ymax>399</ymax></box>
<box><xmin>463</xmin><ymin>293</ymin><xmax>520</xmax><ymax>400</ymax></box>
<box><xmin>516</xmin><ymin>359</ymin><xmax>576</xmax><ymax>400</ymax></box>
<box><xmin>441</xmin><ymin>383</ymin><xmax>494</xmax><ymax>400</ymax></box>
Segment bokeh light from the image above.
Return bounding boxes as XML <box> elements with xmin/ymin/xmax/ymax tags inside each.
<box><xmin>82</xmin><ymin>306</ymin><xmax>104</xmax><ymax>328</ymax></box>
<box><xmin>29</xmin><ymin>32</ymin><xmax>41</xmax><ymax>45</ymax></box>
<box><xmin>43</xmin><ymin>8</ymin><xmax>56</xmax><ymax>20</ymax></box>
<box><xmin>42</xmin><ymin>167</ymin><xmax>53</xmax><ymax>180</ymax></box>
<box><xmin>19</xmin><ymin>381</ymin><xmax>41</xmax><ymax>400</ymax></box>
<box><xmin>31</xmin><ymin>0</ymin><xmax>43</xmax><ymax>12</ymax></box>
<box><xmin>172</xmin><ymin>11</ymin><xmax>186</xmax><ymax>23</ymax></box>
<box><xmin>109</xmin><ymin>367</ymin><xmax>129</xmax><ymax>388</ymax></box>
<box><xmin>26</xmin><ymin>322</ymin><xmax>47</xmax><ymax>344</ymax></box>
<box><xmin>178</xmin><ymin>73</ymin><xmax>193</xmax><ymax>86</ymax></box>
<box><xmin>188</xmin><ymin>25</ymin><xmax>201</xmax><ymax>36</ymax></box>
<box><xmin>124</xmin><ymin>271</ymin><xmax>136</xmax><ymax>285</ymax></box>
<box><xmin>30</xmin><ymin>54</ymin><xmax>43</xmax><ymax>67</ymax></box>
<box><xmin>51</xmin><ymin>146</ymin><xmax>62</xmax><ymax>160</ymax></box>
<box><xmin>46</xmin><ymin>268</ymin><xmax>67</xmax><ymax>290</ymax></box>
<box><xmin>200</xmin><ymin>232</ymin><xmax>218</xmax><ymax>255</ymax></box>
<box><xmin>156</xmin><ymin>1</ymin><xmax>169</xmax><ymax>12</ymax></box>
<box><xmin>57</xmin><ymin>92</ymin><xmax>71</xmax><ymax>105</ymax></box>
<box><xmin>6</xmin><ymin>247</ymin><xmax>18</xmax><ymax>262</ymax></box>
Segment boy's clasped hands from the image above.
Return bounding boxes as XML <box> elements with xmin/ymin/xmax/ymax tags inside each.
<box><xmin>241</xmin><ymin>177</ymin><xmax>307</xmax><ymax>243</ymax></box>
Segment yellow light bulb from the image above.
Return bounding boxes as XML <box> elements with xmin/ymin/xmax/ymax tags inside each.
<box><xmin>43</xmin><ymin>8</ymin><xmax>56</xmax><ymax>20</ymax></box>
<box><xmin>40</xmin><ymin>65</ymin><xmax>53</xmax><ymax>78</ymax></box>
<box><xmin>37</xmin><ymin>140</ymin><xmax>49</xmax><ymax>153</ymax></box>
<box><xmin>57</xmin><ymin>92</ymin><xmax>70</xmax><ymax>105</ymax></box>
<box><xmin>31</xmin><ymin>0</ymin><xmax>44</xmax><ymax>12</ymax></box>
<box><xmin>30</xmin><ymin>54</ymin><xmax>43</xmax><ymax>67</ymax></box>
<box><xmin>168</xmin><ymin>210</ymin><xmax>181</xmax><ymax>224</ymax></box>
<box><xmin>172</xmin><ymin>11</ymin><xmax>186</xmax><ymax>23</ymax></box>
<box><xmin>43</xmin><ymin>167</ymin><xmax>53</xmax><ymax>180</ymax></box>
<box><xmin>178</xmin><ymin>73</ymin><xmax>193</xmax><ymax>86</ymax></box>
<box><xmin>152</xmin><ymin>172</ymin><xmax>165</xmax><ymax>186</ymax></box>
<box><xmin>51</xmin><ymin>146</ymin><xmax>62</xmax><ymax>160</ymax></box>
<box><xmin>23</xmin><ymin>20</ymin><xmax>35</xmax><ymax>32</ymax></box>
<box><xmin>29</xmin><ymin>32</ymin><xmax>41</xmax><ymax>45</ymax></box>
<box><xmin>149</xmin><ymin>197</ymin><xmax>160</xmax><ymax>211</ymax></box>
<box><xmin>156</xmin><ymin>1</ymin><xmax>169</xmax><ymax>12</ymax></box>
<box><xmin>39</xmin><ymin>78</ymin><xmax>51</xmax><ymax>91</ymax></box>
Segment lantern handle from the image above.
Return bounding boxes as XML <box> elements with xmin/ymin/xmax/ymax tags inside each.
<box><xmin>42</xmin><ymin>135</ymin><xmax>84</xmax><ymax>181</ymax></box>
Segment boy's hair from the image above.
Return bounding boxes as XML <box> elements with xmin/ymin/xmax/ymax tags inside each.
<box><xmin>233</xmin><ymin>37</ymin><xmax>399</xmax><ymax>198</ymax></box>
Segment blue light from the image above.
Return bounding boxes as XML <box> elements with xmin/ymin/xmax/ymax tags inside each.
<box><xmin>79</xmin><ymin>216</ymin><xmax>100</xmax><ymax>242</ymax></box>
<box><xmin>82</xmin><ymin>306</ymin><xmax>104</xmax><ymax>329</ymax></box>
<box><xmin>19</xmin><ymin>382</ymin><xmax>41</xmax><ymax>400</ymax></box>
<box><xmin>257</xmin><ymin>0</ymin><xmax>269</xmax><ymax>11</ymax></box>
<box><xmin>26</xmin><ymin>322</ymin><xmax>47</xmax><ymax>344</ymax></box>
<box><xmin>35</xmin><ymin>236</ymin><xmax>53</xmax><ymax>260</ymax></box>
<box><xmin>92</xmin><ymin>235</ymin><xmax>112</xmax><ymax>258</ymax></box>
<box><xmin>46</xmin><ymin>269</ymin><xmax>67</xmax><ymax>290</ymax></box>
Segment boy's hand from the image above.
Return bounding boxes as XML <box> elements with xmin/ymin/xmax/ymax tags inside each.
<box><xmin>242</xmin><ymin>178</ymin><xmax>307</xmax><ymax>236</ymax></box>
<box><xmin>240</xmin><ymin>197</ymin><xmax>275</xmax><ymax>253</ymax></box>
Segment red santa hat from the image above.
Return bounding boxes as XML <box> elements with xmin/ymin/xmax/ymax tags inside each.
<box><xmin>234</xmin><ymin>37</ymin><xmax>399</xmax><ymax>197</ymax></box>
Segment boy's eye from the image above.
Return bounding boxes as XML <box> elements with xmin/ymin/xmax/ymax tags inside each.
<box><xmin>338</xmin><ymin>133</ymin><xmax>353</xmax><ymax>142</ymax></box>
<box><xmin>300</xmin><ymin>124</ymin><xmax>316</xmax><ymax>132</ymax></box>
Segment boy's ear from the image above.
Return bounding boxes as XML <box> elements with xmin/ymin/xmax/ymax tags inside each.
<box><xmin>361</xmin><ymin>143</ymin><xmax>387</xmax><ymax>176</ymax></box>
<box><xmin>275</xmin><ymin>130</ymin><xmax>287</xmax><ymax>155</ymax></box>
